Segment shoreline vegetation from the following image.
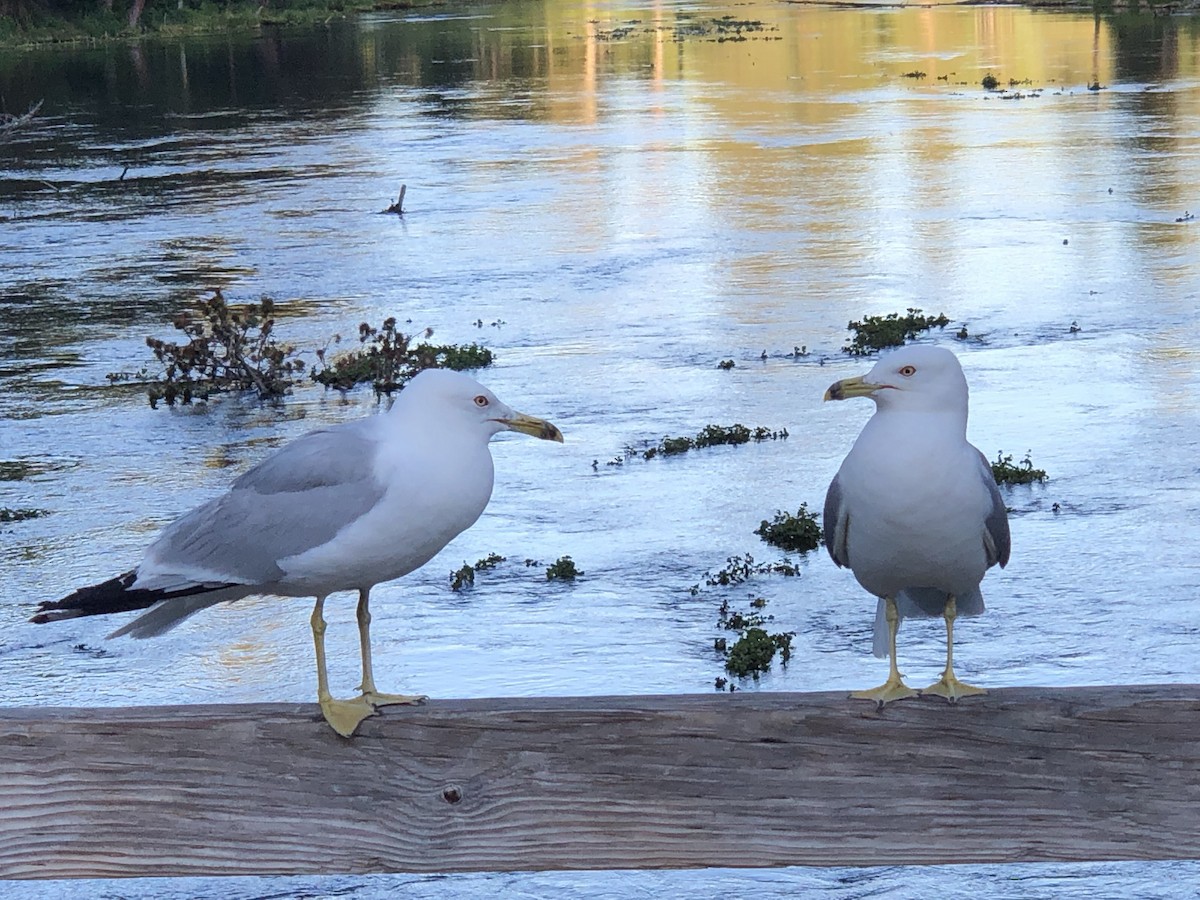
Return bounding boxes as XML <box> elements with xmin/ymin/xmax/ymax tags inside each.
<box><xmin>0</xmin><ymin>0</ymin><xmax>440</xmax><ymax>49</ymax></box>
<box><xmin>2</xmin><ymin>0</ymin><xmax>1194</xmax><ymax>51</ymax></box>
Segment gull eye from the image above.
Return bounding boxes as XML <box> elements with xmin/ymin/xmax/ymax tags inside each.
<box><xmin>474</xmin><ymin>395</ymin><xmax>490</xmax><ymax>407</ymax></box>
<box><xmin>898</xmin><ymin>365</ymin><xmax>917</xmax><ymax>377</ymax></box>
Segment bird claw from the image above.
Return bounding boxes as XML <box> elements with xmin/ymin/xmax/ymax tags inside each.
<box><xmin>921</xmin><ymin>674</ymin><xmax>986</xmax><ymax>702</ymax></box>
<box><xmin>849</xmin><ymin>677</ymin><xmax>919</xmax><ymax>705</ymax></box>
<box><xmin>360</xmin><ymin>691</ymin><xmax>427</xmax><ymax>708</ymax></box>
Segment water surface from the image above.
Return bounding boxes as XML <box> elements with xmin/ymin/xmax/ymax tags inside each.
<box><xmin>2</xmin><ymin>1</ymin><xmax>1200</xmax><ymax>895</ymax></box>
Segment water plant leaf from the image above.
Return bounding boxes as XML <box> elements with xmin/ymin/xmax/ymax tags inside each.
<box><xmin>754</xmin><ymin>503</ymin><xmax>822</xmax><ymax>553</ymax></box>
<box><xmin>546</xmin><ymin>555</ymin><xmax>582</xmax><ymax>581</ymax></box>
<box><xmin>992</xmin><ymin>450</ymin><xmax>1048</xmax><ymax>485</ymax></box>
<box><xmin>608</xmin><ymin>424</ymin><xmax>788</xmax><ymax>465</ymax></box>
<box><xmin>714</xmin><ymin>595</ymin><xmax>796</xmax><ymax>680</ymax></box>
<box><xmin>312</xmin><ymin>317</ymin><xmax>494</xmax><ymax>395</ymax></box>
<box><xmin>843</xmin><ymin>308</ymin><xmax>950</xmax><ymax>356</ymax></box>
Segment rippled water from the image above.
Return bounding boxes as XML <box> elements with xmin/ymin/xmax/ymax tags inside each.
<box><xmin>2</xmin><ymin>0</ymin><xmax>1200</xmax><ymax>895</ymax></box>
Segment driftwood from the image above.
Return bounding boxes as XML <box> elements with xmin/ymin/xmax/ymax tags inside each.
<box><xmin>383</xmin><ymin>183</ymin><xmax>406</xmax><ymax>214</ymax></box>
<box><xmin>0</xmin><ymin>100</ymin><xmax>42</xmax><ymax>142</ymax></box>
<box><xmin>1</xmin><ymin>684</ymin><xmax>1198</xmax><ymax>880</ymax></box>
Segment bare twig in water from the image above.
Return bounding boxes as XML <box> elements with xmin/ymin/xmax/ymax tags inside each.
<box><xmin>0</xmin><ymin>100</ymin><xmax>43</xmax><ymax>142</ymax></box>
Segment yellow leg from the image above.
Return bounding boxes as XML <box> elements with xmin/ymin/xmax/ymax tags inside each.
<box><xmin>922</xmin><ymin>595</ymin><xmax>986</xmax><ymax>702</ymax></box>
<box><xmin>355</xmin><ymin>587</ymin><xmax>426</xmax><ymax>708</ymax></box>
<box><xmin>850</xmin><ymin>596</ymin><xmax>918</xmax><ymax>704</ymax></box>
<box><xmin>311</xmin><ymin>595</ymin><xmax>376</xmax><ymax>738</ymax></box>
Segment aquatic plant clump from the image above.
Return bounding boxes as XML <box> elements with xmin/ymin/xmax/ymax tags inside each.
<box><xmin>690</xmin><ymin>553</ymin><xmax>798</xmax><ymax>595</ymax></box>
<box><xmin>0</xmin><ymin>507</ymin><xmax>46</xmax><ymax>523</ymax></box>
<box><xmin>312</xmin><ymin>317</ymin><xmax>494</xmax><ymax>395</ymax></box>
<box><xmin>672</xmin><ymin>16</ymin><xmax>775</xmax><ymax>43</ymax></box>
<box><xmin>142</xmin><ymin>291</ymin><xmax>304</xmax><ymax>407</ymax></box>
<box><xmin>450</xmin><ymin>564</ymin><xmax>475</xmax><ymax>591</ymax></box>
<box><xmin>992</xmin><ymin>451</ymin><xmax>1048</xmax><ymax>485</ymax></box>
<box><xmin>632</xmin><ymin>424</ymin><xmax>789</xmax><ymax>463</ymax></box>
<box><xmin>714</xmin><ymin>596</ymin><xmax>795</xmax><ymax>680</ymax></box>
<box><xmin>755</xmin><ymin>503</ymin><xmax>822</xmax><ymax>553</ymax></box>
<box><xmin>449</xmin><ymin>552</ymin><xmax>508</xmax><ymax>591</ymax></box>
<box><xmin>843</xmin><ymin>308</ymin><xmax>951</xmax><ymax>356</ymax></box>
<box><xmin>546</xmin><ymin>555</ymin><xmax>583</xmax><ymax>581</ymax></box>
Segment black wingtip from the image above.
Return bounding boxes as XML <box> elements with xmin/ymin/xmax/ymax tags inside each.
<box><xmin>32</xmin><ymin>571</ymin><xmax>154</xmax><ymax>624</ymax></box>
<box><xmin>32</xmin><ymin>571</ymin><xmax>239</xmax><ymax>626</ymax></box>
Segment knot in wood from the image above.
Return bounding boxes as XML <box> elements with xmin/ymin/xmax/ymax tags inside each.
<box><xmin>441</xmin><ymin>785</ymin><xmax>463</xmax><ymax>804</ymax></box>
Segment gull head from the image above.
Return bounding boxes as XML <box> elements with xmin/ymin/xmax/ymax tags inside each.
<box><xmin>823</xmin><ymin>345</ymin><xmax>969</xmax><ymax>414</ymax></box>
<box><xmin>400</xmin><ymin>368</ymin><xmax>564</xmax><ymax>443</ymax></box>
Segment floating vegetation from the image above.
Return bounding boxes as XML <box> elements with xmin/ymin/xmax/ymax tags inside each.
<box><xmin>608</xmin><ymin>424</ymin><xmax>788</xmax><ymax>466</ymax></box>
<box><xmin>140</xmin><ymin>291</ymin><xmax>304</xmax><ymax>407</ymax></box>
<box><xmin>992</xmin><ymin>451</ymin><xmax>1048</xmax><ymax>486</ymax></box>
<box><xmin>474</xmin><ymin>552</ymin><xmax>506</xmax><ymax>571</ymax></box>
<box><xmin>690</xmin><ymin>553</ymin><xmax>798</xmax><ymax>595</ymax></box>
<box><xmin>450</xmin><ymin>552</ymin><xmax>508</xmax><ymax>591</ymax></box>
<box><xmin>754</xmin><ymin>503</ymin><xmax>822</xmax><ymax>553</ymax></box>
<box><xmin>594</xmin><ymin>23</ymin><xmax>638</xmax><ymax>41</ymax></box>
<box><xmin>546</xmin><ymin>555</ymin><xmax>582</xmax><ymax>581</ymax></box>
<box><xmin>672</xmin><ymin>15</ymin><xmax>775</xmax><ymax>42</ymax></box>
<box><xmin>902</xmin><ymin>70</ymin><xmax>926</xmax><ymax>79</ymax></box>
<box><xmin>715</xmin><ymin>596</ymin><xmax>795</xmax><ymax>680</ymax></box>
<box><xmin>0</xmin><ymin>461</ymin><xmax>40</xmax><ymax>481</ymax></box>
<box><xmin>982</xmin><ymin>73</ymin><xmax>1000</xmax><ymax>90</ymax></box>
<box><xmin>844</xmin><ymin>308</ymin><xmax>950</xmax><ymax>356</ymax></box>
<box><xmin>104</xmin><ymin>366</ymin><xmax>151</xmax><ymax>384</ymax></box>
<box><xmin>0</xmin><ymin>507</ymin><xmax>45</xmax><ymax>523</ymax></box>
<box><xmin>717</xmin><ymin>359</ymin><xmax>735</xmax><ymax>370</ymax></box>
<box><xmin>313</xmin><ymin>317</ymin><xmax>494</xmax><ymax>395</ymax></box>
<box><xmin>450</xmin><ymin>564</ymin><xmax>475</xmax><ymax>591</ymax></box>
<box><xmin>72</xmin><ymin>643</ymin><xmax>109</xmax><ymax>658</ymax></box>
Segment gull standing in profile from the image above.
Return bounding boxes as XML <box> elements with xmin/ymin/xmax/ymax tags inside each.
<box><xmin>32</xmin><ymin>368</ymin><xmax>564</xmax><ymax>737</ymax></box>
<box><xmin>822</xmin><ymin>345</ymin><xmax>1010</xmax><ymax>703</ymax></box>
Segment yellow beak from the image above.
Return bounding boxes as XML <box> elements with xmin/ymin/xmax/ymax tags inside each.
<box><xmin>497</xmin><ymin>411</ymin><xmax>564</xmax><ymax>443</ymax></box>
<box><xmin>823</xmin><ymin>374</ymin><xmax>882</xmax><ymax>402</ymax></box>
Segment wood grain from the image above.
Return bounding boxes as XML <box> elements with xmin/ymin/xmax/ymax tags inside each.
<box><xmin>2</xmin><ymin>685</ymin><xmax>1198</xmax><ymax>880</ymax></box>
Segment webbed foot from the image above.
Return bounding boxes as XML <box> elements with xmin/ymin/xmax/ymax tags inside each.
<box><xmin>850</xmin><ymin>675</ymin><xmax>919</xmax><ymax>705</ymax></box>
<box><xmin>320</xmin><ymin>695</ymin><xmax>378</xmax><ymax>737</ymax></box>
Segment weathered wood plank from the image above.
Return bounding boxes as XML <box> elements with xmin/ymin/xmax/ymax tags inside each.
<box><xmin>1</xmin><ymin>685</ymin><xmax>1198</xmax><ymax>880</ymax></box>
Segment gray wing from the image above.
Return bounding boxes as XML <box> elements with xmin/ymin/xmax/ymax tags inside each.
<box><xmin>141</xmin><ymin>424</ymin><xmax>386</xmax><ymax>586</ymax></box>
<box><xmin>977</xmin><ymin>449</ymin><xmax>1011</xmax><ymax>569</ymax></box>
<box><xmin>823</xmin><ymin>472</ymin><xmax>850</xmax><ymax>568</ymax></box>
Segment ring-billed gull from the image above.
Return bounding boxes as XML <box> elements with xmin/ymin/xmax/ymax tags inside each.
<box><xmin>822</xmin><ymin>345</ymin><xmax>1010</xmax><ymax>703</ymax></box>
<box><xmin>32</xmin><ymin>368</ymin><xmax>564</xmax><ymax>736</ymax></box>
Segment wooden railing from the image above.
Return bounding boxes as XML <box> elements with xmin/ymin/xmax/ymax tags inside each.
<box><xmin>2</xmin><ymin>684</ymin><xmax>1198</xmax><ymax>880</ymax></box>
